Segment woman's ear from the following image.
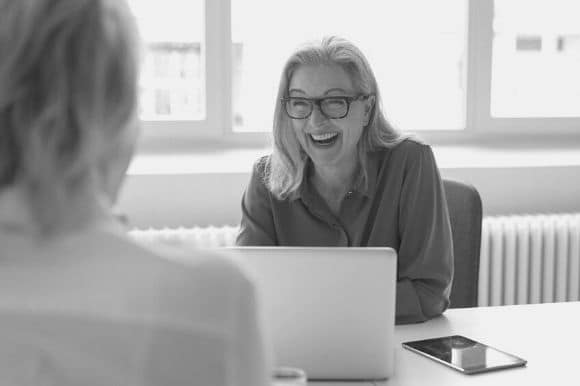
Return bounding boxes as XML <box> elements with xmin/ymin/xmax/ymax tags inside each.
<box><xmin>99</xmin><ymin>117</ymin><xmax>140</xmax><ymax>205</ymax></box>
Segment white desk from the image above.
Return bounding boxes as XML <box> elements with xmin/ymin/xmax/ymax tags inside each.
<box><xmin>312</xmin><ymin>302</ymin><xmax>580</xmax><ymax>386</ymax></box>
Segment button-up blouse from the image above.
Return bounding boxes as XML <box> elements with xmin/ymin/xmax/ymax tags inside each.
<box><xmin>237</xmin><ymin>138</ymin><xmax>453</xmax><ymax>324</ymax></box>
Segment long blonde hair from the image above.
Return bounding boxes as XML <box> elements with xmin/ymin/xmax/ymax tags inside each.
<box><xmin>0</xmin><ymin>0</ymin><xmax>140</xmax><ymax>231</ymax></box>
<box><xmin>267</xmin><ymin>36</ymin><xmax>405</xmax><ymax>200</ymax></box>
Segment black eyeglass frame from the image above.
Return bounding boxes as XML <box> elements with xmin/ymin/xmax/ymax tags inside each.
<box><xmin>281</xmin><ymin>94</ymin><xmax>374</xmax><ymax>119</ymax></box>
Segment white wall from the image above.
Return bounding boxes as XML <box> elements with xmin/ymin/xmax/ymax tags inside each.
<box><xmin>117</xmin><ymin>164</ymin><xmax>580</xmax><ymax>229</ymax></box>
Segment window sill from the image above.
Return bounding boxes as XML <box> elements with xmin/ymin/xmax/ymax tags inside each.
<box><xmin>128</xmin><ymin>144</ymin><xmax>580</xmax><ymax>175</ymax></box>
<box><xmin>129</xmin><ymin>147</ymin><xmax>270</xmax><ymax>175</ymax></box>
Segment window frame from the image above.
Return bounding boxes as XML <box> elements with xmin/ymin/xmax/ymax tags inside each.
<box><xmin>139</xmin><ymin>0</ymin><xmax>234</xmax><ymax>142</ymax></box>
<box><xmin>138</xmin><ymin>0</ymin><xmax>580</xmax><ymax>151</ymax></box>
<box><xmin>467</xmin><ymin>0</ymin><xmax>580</xmax><ymax>138</ymax></box>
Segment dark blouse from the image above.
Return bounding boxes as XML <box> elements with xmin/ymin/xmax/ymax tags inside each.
<box><xmin>236</xmin><ymin>138</ymin><xmax>454</xmax><ymax>324</ymax></box>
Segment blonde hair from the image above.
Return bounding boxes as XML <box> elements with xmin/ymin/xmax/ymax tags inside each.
<box><xmin>267</xmin><ymin>36</ymin><xmax>406</xmax><ymax>200</ymax></box>
<box><xmin>0</xmin><ymin>0</ymin><xmax>140</xmax><ymax>231</ymax></box>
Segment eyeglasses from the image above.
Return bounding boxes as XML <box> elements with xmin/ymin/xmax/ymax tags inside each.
<box><xmin>281</xmin><ymin>94</ymin><xmax>372</xmax><ymax>119</ymax></box>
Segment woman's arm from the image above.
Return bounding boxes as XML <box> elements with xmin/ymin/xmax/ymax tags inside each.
<box><xmin>236</xmin><ymin>158</ymin><xmax>277</xmax><ymax>246</ymax></box>
<box><xmin>395</xmin><ymin>144</ymin><xmax>454</xmax><ymax>324</ymax></box>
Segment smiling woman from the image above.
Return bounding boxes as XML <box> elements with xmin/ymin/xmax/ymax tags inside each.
<box><xmin>237</xmin><ymin>36</ymin><xmax>454</xmax><ymax>325</ymax></box>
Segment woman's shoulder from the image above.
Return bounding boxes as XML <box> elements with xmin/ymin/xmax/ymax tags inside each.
<box><xmin>168</xmin><ymin>248</ymin><xmax>253</xmax><ymax>288</ymax></box>
<box><xmin>68</xmin><ymin>229</ymin><xmax>253</xmax><ymax>302</ymax></box>
<box><xmin>245</xmin><ymin>155</ymin><xmax>273</xmax><ymax>196</ymax></box>
<box><xmin>374</xmin><ymin>137</ymin><xmax>433</xmax><ymax>164</ymax></box>
<box><xmin>126</xmin><ymin>235</ymin><xmax>253</xmax><ymax>290</ymax></box>
<box><xmin>0</xmin><ymin>231</ymin><xmax>255</xmax><ymax>315</ymax></box>
<box><xmin>390</xmin><ymin>136</ymin><xmax>431</xmax><ymax>154</ymax></box>
<box><xmin>100</xmin><ymin>234</ymin><xmax>258</xmax><ymax>335</ymax></box>
<box><xmin>252</xmin><ymin>155</ymin><xmax>271</xmax><ymax>178</ymax></box>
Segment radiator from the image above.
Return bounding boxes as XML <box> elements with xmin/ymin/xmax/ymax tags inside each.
<box><xmin>129</xmin><ymin>225</ymin><xmax>239</xmax><ymax>249</ymax></box>
<box><xmin>129</xmin><ymin>214</ymin><xmax>580</xmax><ymax>308</ymax></box>
<box><xmin>479</xmin><ymin>214</ymin><xmax>580</xmax><ymax>307</ymax></box>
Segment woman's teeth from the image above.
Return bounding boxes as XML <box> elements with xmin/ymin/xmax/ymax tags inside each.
<box><xmin>310</xmin><ymin>133</ymin><xmax>338</xmax><ymax>141</ymax></box>
<box><xmin>309</xmin><ymin>132</ymin><xmax>339</xmax><ymax>147</ymax></box>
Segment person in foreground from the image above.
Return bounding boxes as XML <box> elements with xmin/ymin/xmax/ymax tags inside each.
<box><xmin>0</xmin><ymin>0</ymin><xmax>269</xmax><ymax>384</ymax></box>
<box><xmin>237</xmin><ymin>36</ymin><xmax>453</xmax><ymax>325</ymax></box>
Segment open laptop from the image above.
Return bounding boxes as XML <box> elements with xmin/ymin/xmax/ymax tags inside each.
<box><xmin>226</xmin><ymin>247</ymin><xmax>397</xmax><ymax>381</ymax></box>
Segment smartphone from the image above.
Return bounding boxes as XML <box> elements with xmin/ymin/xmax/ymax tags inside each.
<box><xmin>402</xmin><ymin>335</ymin><xmax>527</xmax><ymax>375</ymax></box>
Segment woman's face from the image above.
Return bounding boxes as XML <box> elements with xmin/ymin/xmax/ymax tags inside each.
<box><xmin>288</xmin><ymin>64</ymin><xmax>373</xmax><ymax>169</ymax></box>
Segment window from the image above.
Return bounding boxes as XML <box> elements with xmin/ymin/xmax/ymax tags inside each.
<box><xmin>232</xmin><ymin>0</ymin><xmax>467</xmax><ymax>132</ymax></box>
<box><xmin>132</xmin><ymin>0</ymin><xmax>580</xmax><ymax>148</ymax></box>
<box><xmin>128</xmin><ymin>0</ymin><xmax>233</xmax><ymax>140</ymax></box>
<box><xmin>128</xmin><ymin>0</ymin><xmax>205</xmax><ymax>120</ymax></box>
<box><xmin>491</xmin><ymin>0</ymin><xmax>580</xmax><ymax>118</ymax></box>
<box><xmin>469</xmin><ymin>0</ymin><xmax>580</xmax><ymax>135</ymax></box>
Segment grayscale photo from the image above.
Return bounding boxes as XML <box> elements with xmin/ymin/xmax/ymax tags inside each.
<box><xmin>0</xmin><ymin>0</ymin><xmax>579</xmax><ymax>385</ymax></box>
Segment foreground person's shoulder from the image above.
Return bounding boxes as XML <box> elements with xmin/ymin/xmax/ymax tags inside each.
<box><xmin>157</xmin><ymin>245</ymin><xmax>254</xmax><ymax>286</ymax></box>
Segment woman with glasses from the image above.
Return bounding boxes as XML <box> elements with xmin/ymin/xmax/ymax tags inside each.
<box><xmin>237</xmin><ymin>36</ymin><xmax>453</xmax><ymax>325</ymax></box>
<box><xmin>0</xmin><ymin>0</ymin><xmax>269</xmax><ymax>384</ymax></box>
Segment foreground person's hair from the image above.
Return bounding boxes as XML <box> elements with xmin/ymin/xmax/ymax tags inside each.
<box><xmin>0</xmin><ymin>0</ymin><xmax>140</xmax><ymax>232</ymax></box>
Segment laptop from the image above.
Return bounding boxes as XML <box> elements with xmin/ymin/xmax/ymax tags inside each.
<box><xmin>226</xmin><ymin>247</ymin><xmax>397</xmax><ymax>381</ymax></box>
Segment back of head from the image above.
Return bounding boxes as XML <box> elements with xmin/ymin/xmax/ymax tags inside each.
<box><xmin>0</xmin><ymin>0</ymin><xmax>140</xmax><ymax>233</ymax></box>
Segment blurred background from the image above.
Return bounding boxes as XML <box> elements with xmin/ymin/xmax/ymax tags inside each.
<box><xmin>121</xmin><ymin>0</ymin><xmax>580</xmax><ymax>228</ymax></box>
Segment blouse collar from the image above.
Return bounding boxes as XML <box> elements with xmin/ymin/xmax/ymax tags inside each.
<box><xmin>289</xmin><ymin>152</ymin><xmax>379</xmax><ymax>201</ymax></box>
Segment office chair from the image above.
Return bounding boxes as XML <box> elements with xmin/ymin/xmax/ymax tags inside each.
<box><xmin>443</xmin><ymin>179</ymin><xmax>483</xmax><ymax>308</ymax></box>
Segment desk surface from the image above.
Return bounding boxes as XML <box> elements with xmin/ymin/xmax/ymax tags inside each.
<box><xmin>312</xmin><ymin>301</ymin><xmax>580</xmax><ymax>386</ymax></box>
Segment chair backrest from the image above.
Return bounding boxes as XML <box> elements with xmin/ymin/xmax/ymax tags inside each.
<box><xmin>443</xmin><ymin>179</ymin><xmax>483</xmax><ymax>308</ymax></box>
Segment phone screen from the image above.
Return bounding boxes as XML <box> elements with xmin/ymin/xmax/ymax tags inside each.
<box><xmin>402</xmin><ymin>335</ymin><xmax>527</xmax><ymax>374</ymax></box>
